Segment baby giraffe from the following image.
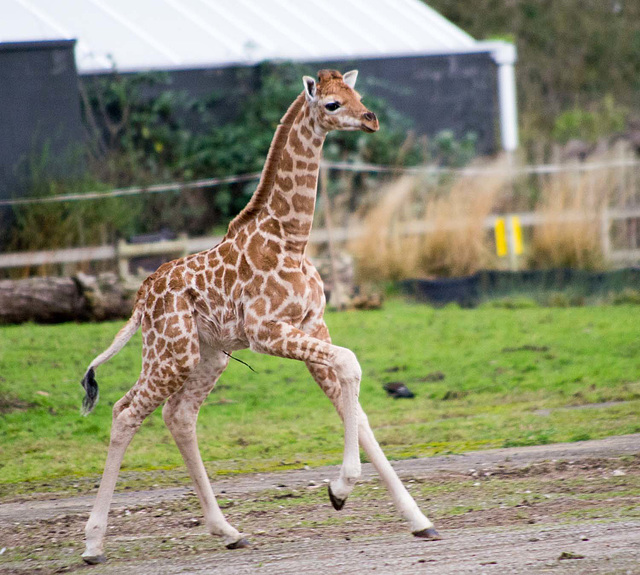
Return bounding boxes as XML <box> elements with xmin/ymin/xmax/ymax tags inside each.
<box><xmin>80</xmin><ymin>69</ymin><xmax>440</xmax><ymax>564</ymax></box>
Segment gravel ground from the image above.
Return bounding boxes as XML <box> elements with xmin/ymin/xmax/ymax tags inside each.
<box><xmin>1</xmin><ymin>434</ymin><xmax>639</xmax><ymax>574</ymax></box>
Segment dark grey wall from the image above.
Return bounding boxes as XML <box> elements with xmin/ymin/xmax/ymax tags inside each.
<box><xmin>0</xmin><ymin>40</ymin><xmax>84</xmax><ymax>200</ymax></box>
<box><xmin>82</xmin><ymin>52</ymin><xmax>499</xmax><ymax>156</ymax></box>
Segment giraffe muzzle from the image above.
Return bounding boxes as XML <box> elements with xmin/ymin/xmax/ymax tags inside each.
<box><xmin>361</xmin><ymin>111</ymin><xmax>379</xmax><ymax>133</ymax></box>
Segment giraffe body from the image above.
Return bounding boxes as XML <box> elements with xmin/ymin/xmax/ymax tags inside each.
<box><xmin>80</xmin><ymin>70</ymin><xmax>439</xmax><ymax>564</ymax></box>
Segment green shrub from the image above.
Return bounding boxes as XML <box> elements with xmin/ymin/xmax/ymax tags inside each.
<box><xmin>552</xmin><ymin>95</ymin><xmax>627</xmax><ymax>144</ymax></box>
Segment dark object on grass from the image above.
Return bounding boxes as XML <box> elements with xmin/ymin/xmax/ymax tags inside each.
<box><xmin>502</xmin><ymin>345</ymin><xmax>549</xmax><ymax>353</ymax></box>
<box><xmin>384</xmin><ymin>381</ymin><xmax>415</xmax><ymax>399</ymax></box>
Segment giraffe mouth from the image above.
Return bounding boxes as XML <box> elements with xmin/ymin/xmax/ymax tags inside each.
<box><xmin>361</xmin><ymin>124</ymin><xmax>377</xmax><ymax>133</ymax></box>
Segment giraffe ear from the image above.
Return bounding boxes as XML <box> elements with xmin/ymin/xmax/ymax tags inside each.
<box><xmin>342</xmin><ymin>70</ymin><xmax>358</xmax><ymax>89</ymax></box>
<box><xmin>303</xmin><ymin>76</ymin><xmax>317</xmax><ymax>102</ymax></box>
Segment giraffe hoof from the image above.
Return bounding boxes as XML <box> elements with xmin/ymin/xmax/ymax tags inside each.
<box><xmin>413</xmin><ymin>527</ymin><xmax>442</xmax><ymax>541</ymax></box>
<box><xmin>82</xmin><ymin>554</ymin><xmax>107</xmax><ymax>565</ymax></box>
<box><xmin>328</xmin><ymin>484</ymin><xmax>346</xmax><ymax>511</ymax></box>
<box><xmin>226</xmin><ymin>537</ymin><xmax>251</xmax><ymax>550</ymax></box>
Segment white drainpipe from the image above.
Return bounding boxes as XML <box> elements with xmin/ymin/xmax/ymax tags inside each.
<box><xmin>480</xmin><ymin>41</ymin><xmax>519</xmax><ymax>153</ymax></box>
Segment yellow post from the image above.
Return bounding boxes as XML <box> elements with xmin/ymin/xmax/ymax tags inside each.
<box><xmin>506</xmin><ymin>215</ymin><xmax>523</xmax><ymax>270</ymax></box>
<box><xmin>511</xmin><ymin>216</ymin><xmax>523</xmax><ymax>255</ymax></box>
<box><xmin>495</xmin><ymin>218</ymin><xmax>507</xmax><ymax>257</ymax></box>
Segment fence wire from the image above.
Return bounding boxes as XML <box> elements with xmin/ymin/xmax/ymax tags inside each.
<box><xmin>1</xmin><ymin>158</ymin><xmax>639</xmax><ymax>207</ymax></box>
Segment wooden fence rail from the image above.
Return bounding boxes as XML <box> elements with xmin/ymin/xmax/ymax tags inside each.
<box><xmin>1</xmin><ymin>207</ymin><xmax>640</xmax><ymax>276</ymax></box>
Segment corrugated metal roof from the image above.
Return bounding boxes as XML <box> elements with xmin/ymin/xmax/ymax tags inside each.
<box><xmin>1</xmin><ymin>0</ymin><xmax>479</xmax><ymax>73</ymax></box>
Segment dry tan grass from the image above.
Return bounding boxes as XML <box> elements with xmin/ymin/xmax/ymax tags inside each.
<box><xmin>529</xmin><ymin>175</ymin><xmax>604</xmax><ymax>270</ymax></box>
<box><xmin>528</xmin><ymin>149</ymin><xmax>627</xmax><ymax>270</ymax></box>
<box><xmin>349</xmin><ymin>175</ymin><xmax>419</xmax><ymax>281</ymax></box>
<box><xmin>340</xmin><ymin>147</ymin><xmax>639</xmax><ymax>280</ymax></box>
<box><xmin>416</xmin><ymin>159</ymin><xmax>510</xmax><ymax>277</ymax></box>
<box><xmin>350</xmin><ymin>158</ymin><xmax>510</xmax><ymax>280</ymax></box>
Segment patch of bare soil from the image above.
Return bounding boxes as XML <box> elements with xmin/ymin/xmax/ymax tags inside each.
<box><xmin>0</xmin><ymin>435</ymin><xmax>638</xmax><ymax>574</ymax></box>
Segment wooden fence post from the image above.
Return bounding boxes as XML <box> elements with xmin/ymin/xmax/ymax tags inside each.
<box><xmin>600</xmin><ymin>207</ymin><xmax>611</xmax><ymax>263</ymax></box>
<box><xmin>178</xmin><ymin>233</ymin><xmax>189</xmax><ymax>257</ymax></box>
<box><xmin>116</xmin><ymin>239</ymin><xmax>130</xmax><ymax>281</ymax></box>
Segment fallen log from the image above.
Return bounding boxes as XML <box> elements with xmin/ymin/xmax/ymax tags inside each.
<box><xmin>0</xmin><ymin>273</ymin><xmax>134</xmax><ymax>324</ymax></box>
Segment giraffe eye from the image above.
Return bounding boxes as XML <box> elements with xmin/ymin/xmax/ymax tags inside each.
<box><xmin>325</xmin><ymin>102</ymin><xmax>340</xmax><ymax>112</ymax></box>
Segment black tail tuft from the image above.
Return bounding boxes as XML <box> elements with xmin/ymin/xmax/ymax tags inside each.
<box><xmin>81</xmin><ymin>367</ymin><xmax>99</xmax><ymax>416</ymax></box>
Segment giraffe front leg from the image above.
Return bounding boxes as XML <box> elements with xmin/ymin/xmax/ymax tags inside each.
<box><xmin>357</xmin><ymin>406</ymin><xmax>440</xmax><ymax>539</ymax></box>
<box><xmin>326</xmin><ymin>345</ymin><xmax>362</xmax><ymax>508</ymax></box>
<box><xmin>303</xmin><ymin>319</ymin><xmax>440</xmax><ymax>539</ymax></box>
<box><xmin>308</xmin><ymin>361</ymin><xmax>440</xmax><ymax>537</ymax></box>
<box><xmin>246</xmin><ymin>320</ymin><xmax>363</xmax><ymax>508</ymax></box>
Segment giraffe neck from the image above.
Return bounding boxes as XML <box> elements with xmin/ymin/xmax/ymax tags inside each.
<box><xmin>264</xmin><ymin>103</ymin><xmax>326</xmax><ymax>257</ymax></box>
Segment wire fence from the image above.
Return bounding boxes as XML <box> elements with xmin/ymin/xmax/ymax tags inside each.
<box><xmin>1</xmin><ymin>156</ymin><xmax>639</xmax><ymax>207</ymax></box>
<box><xmin>0</xmin><ymin>172</ymin><xmax>262</xmax><ymax>207</ymax></box>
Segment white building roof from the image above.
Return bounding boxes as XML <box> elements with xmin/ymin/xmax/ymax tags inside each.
<box><xmin>2</xmin><ymin>0</ymin><xmax>480</xmax><ymax>73</ymax></box>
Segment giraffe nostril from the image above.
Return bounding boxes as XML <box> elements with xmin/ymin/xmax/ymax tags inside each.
<box><xmin>363</xmin><ymin>112</ymin><xmax>377</xmax><ymax>122</ymax></box>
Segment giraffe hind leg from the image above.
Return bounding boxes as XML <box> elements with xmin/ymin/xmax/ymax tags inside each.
<box><xmin>83</xmin><ymin>390</ymin><xmax>154</xmax><ymax>563</ymax></box>
<box><xmin>82</xmin><ymin>363</ymin><xmax>198</xmax><ymax>561</ymax></box>
<box><xmin>162</xmin><ymin>347</ymin><xmax>248</xmax><ymax>549</ymax></box>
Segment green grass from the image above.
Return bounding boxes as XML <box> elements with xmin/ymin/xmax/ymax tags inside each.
<box><xmin>1</xmin><ymin>299</ymin><xmax>640</xmax><ymax>486</ymax></box>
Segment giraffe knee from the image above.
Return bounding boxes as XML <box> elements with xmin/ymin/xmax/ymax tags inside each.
<box><xmin>162</xmin><ymin>399</ymin><xmax>180</xmax><ymax>427</ymax></box>
<box><xmin>112</xmin><ymin>390</ymin><xmax>134</xmax><ymax>420</ymax></box>
<box><xmin>357</xmin><ymin>405</ymin><xmax>370</xmax><ymax>425</ymax></box>
<box><xmin>333</xmin><ymin>347</ymin><xmax>362</xmax><ymax>384</ymax></box>
<box><xmin>109</xmin><ymin>407</ymin><xmax>143</xmax><ymax>449</ymax></box>
<box><xmin>162</xmin><ymin>399</ymin><xmax>196</xmax><ymax>438</ymax></box>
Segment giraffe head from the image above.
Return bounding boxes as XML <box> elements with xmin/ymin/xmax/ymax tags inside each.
<box><xmin>302</xmin><ymin>69</ymin><xmax>379</xmax><ymax>135</ymax></box>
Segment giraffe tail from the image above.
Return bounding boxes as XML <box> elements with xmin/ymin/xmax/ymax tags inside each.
<box><xmin>80</xmin><ymin>301</ymin><xmax>144</xmax><ymax>416</ymax></box>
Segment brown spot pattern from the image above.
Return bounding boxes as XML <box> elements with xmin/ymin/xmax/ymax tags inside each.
<box><xmin>276</xmin><ymin>175</ymin><xmax>293</xmax><ymax>192</ymax></box>
<box><xmin>269</xmin><ymin>192</ymin><xmax>290</xmax><ymax>217</ymax></box>
<box><xmin>289</xmin><ymin>129</ymin><xmax>306</xmax><ymax>156</ymax></box>
<box><xmin>292</xmin><ymin>193</ymin><xmax>315</xmax><ymax>215</ymax></box>
<box><xmin>280</xmin><ymin>149</ymin><xmax>294</xmax><ymax>172</ymax></box>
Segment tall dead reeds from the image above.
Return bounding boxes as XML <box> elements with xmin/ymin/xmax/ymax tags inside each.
<box><xmin>350</xmin><ymin>175</ymin><xmax>419</xmax><ymax>281</ymax></box>
<box><xmin>351</xmin><ymin>158</ymin><xmax>509</xmax><ymax>280</ymax></box>
<box><xmin>528</xmin><ymin>171</ymin><xmax>607</xmax><ymax>269</ymax></box>
<box><xmin>342</xmin><ymin>146</ymin><xmax>639</xmax><ymax>281</ymax></box>
<box><xmin>416</xmin><ymin>159</ymin><xmax>509</xmax><ymax>277</ymax></box>
<box><xmin>528</xmin><ymin>148</ymin><xmax>629</xmax><ymax>270</ymax></box>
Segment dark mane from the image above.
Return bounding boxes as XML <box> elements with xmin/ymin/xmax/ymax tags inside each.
<box><xmin>225</xmin><ymin>92</ymin><xmax>306</xmax><ymax>237</ymax></box>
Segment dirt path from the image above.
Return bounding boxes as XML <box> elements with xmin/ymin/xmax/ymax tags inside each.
<box><xmin>1</xmin><ymin>435</ymin><xmax>639</xmax><ymax>574</ymax></box>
